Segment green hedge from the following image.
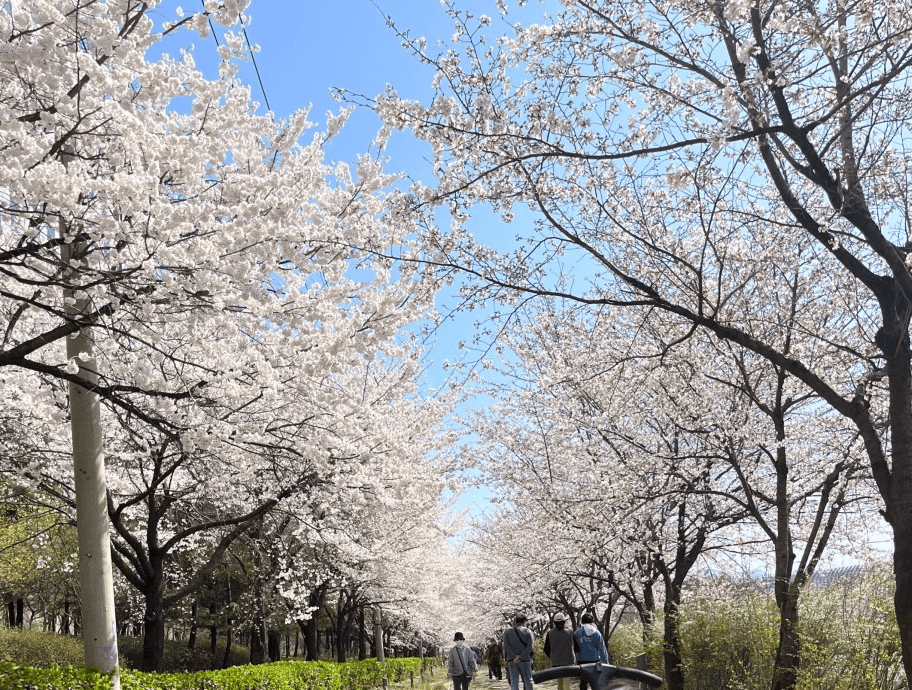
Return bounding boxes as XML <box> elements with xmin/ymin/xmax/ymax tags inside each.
<box><xmin>0</xmin><ymin>657</ymin><xmax>432</xmax><ymax>690</ymax></box>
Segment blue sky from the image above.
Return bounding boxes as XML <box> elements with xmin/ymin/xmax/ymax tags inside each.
<box><xmin>153</xmin><ymin>1</ymin><xmax>511</xmax><ymax>171</ymax></box>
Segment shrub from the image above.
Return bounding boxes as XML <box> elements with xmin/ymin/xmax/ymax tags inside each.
<box><xmin>0</xmin><ymin>628</ymin><xmax>86</xmax><ymax>668</ymax></box>
<box><xmin>118</xmin><ymin>635</ymin><xmax>251</xmax><ymax>672</ymax></box>
<box><xmin>0</xmin><ymin>657</ymin><xmax>432</xmax><ymax>690</ymax></box>
<box><xmin>677</xmin><ymin>593</ymin><xmax>778</xmax><ymax>690</ymax></box>
<box><xmin>0</xmin><ymin>662</ymin><xmax>111</xmax><ymax>690</ymax></box>
<box><xmin>608</xmin><ymin>618</ymin><xmax>662</xmax><ymax>675</ymax></box>
<box><xmin>796</xmin><ymin>570</ymin><xmax>904</xmax><ymax>690</ymax></box>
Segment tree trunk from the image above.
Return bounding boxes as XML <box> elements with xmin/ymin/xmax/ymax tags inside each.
<box><xmin>662</xmin><ymin>595</ymin><xmax>685</xmax><ymax>690</ymax></box>
<box><xmin>374</xmin><ymin>606</ymin><xmax>384</xmax><ymax>662</ymax></box>
<box><xmin>187</xmin><ymin>601</ymin><xmax>198</xmax><ymax>650</ymax></box>
<box><xmin>885</xmin><ymin>317</ymin><xmax>912</xmax><ymax>684</ymax></box>
<box><xmin>250</xmin><ymin>621</ymin><xmax>266</xmax><ymax>664</ymax></box>
<box><xmin>268</xmin><ymin>630</ymin><xmax>281</xmax><ymax>662</ymax></box>
<box><xmin>358</xmin><ymin>607</ymin><xmax>368</xmax><ymax>660</ymax></box>
<box><xmin>209</xmin><ymin>601</ymin><xmax>218</xmax><ymax>653</ymax></box>
<box><xmin>336</xmin><ymin>606</ymin><xmax>348</xmax><ymax>662</ymax></box>
<box><xmin>297</xmin><ymin>617</ymin><xmax>319</xmax><ymax>660</ymax></box>
<box><xmin>772</xmin><ymin>584</ymin><xmax>801</xmax><ymax>690</ymax></box>
<box><xmin>221</xmin><ymin>622</ymin><xmax>233</xmax><ymax>669</ymax></box>
<box><xmin>894</xmin><ymin>519</ymin><xmax>912</xmax><ymax>683</ymax></box>
<box><xmin>61</xmin><ymin>214</ymin><xmax>119</xmax><ymax>685</ymax></box>
<box><xmin>140</xmin><ymin>570</ymin><xmax>166</xmax><ymax>673</ymax></box>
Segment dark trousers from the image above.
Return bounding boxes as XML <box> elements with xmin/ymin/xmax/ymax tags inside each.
<box><xmin>452</xmin><ymin>673</ymin><xmax>471</xmax><ymax>690</ymax></box>
<box><xmin>488</xmin><ymin>661</ymin><xmax>502</xmax><ymax>680</ymax></box>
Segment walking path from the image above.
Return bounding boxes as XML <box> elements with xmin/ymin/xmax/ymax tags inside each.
<box><xmin>474</xmin><ymin>675</ymin><xmax>561</xmax><ymax>690</ymax></box>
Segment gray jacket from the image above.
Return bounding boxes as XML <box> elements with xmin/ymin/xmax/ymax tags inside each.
<box><xmin>503</xmin><ymin>625</ymin><xmax>534</xmax><ymax>662</ymax></box>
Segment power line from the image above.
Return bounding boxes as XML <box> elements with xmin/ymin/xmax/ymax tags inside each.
<box><xmin>238</xmin><ymin>14</ymin><xmax>271</xmax><ymax>112</ymax></box>
<box><xmin>198</xmin><ymin>2</ymin><xmax>271</xmax><ymax>112</ymax></box>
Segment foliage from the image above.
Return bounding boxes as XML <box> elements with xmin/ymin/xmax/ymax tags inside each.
<box><xmin>0</xmin><ymin>662</ymin><xmax>111</xmax><ymax>690</ymax></box>
<box><xmin>117</xmin><ymin>636</ymin><xmax>251</xmax><ymax>673</ymax></box>
<box><xmin>603</xmin><ymin>572</ymin><xmax>907</xmax><ymax>690</ymax></box>
<box><xmin>608</xmin><ymin>620</ymin><xmax>663</xmax><ymax>677</ymax></box>
<box><xmin>677</xmin><ymin>594</ymin><xmax>779</xmax><ymax>690</ymax></box>
<box><xmin>0</xmin><ymin>657</ymin><xmax>432</xmax><ymax>690</ymax></box>
<box><xmin>796</xmin><ymin>572</ymin><xmax>905</xmax><ymax>690</ymax></box>
<box><xmin>0</xmin><ymin>628</ymin><xmax>86</xmax><ymax>668</ymax></box>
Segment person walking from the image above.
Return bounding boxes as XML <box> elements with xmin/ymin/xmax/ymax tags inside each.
<box><xmin>448</xmin><ymin>632</ymin><xmax>478</xmax><ymax>690</ymax></box>
<box><xmin>503</xmin><ymin>614</ymin><xmax>535</xmax><ymax>690</ymax></box>
<box><xmin>543</xmin><ymin>612</ymin><xmax>576</xmax><ymax>690</ymax></box>
<box><xmin>486</xmin><ymin>638</ymin><xmax>503</xmax><ymax>680</ymax></box>
<box><xmin>573</xmin><ymin>614</ymin><xmax>610</xmax><ymax>690</ymax></box>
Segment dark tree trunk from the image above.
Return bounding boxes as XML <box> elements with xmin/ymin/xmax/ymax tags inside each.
<box><xmin>250</xmin><ymin>621</ymin><xmax>266</xmax><ymax>664</ymax></box>
<box><xmin>221</xmin><ymin>622</ymin><xmax>233</xmax><ymax>669</ymax></box>
<box><xmin>15</xmin><ymin>597</ymin><xmax>23</xmax><ymax>628</ymax></box>
<box><xmin>221</xmin><ymin>578</ymin><xmax>233</xmax><ymax>669</ymax></box>
<box><xmin>358</xmin><ymin>607</ymin><xmax>368</xmax><ymax>660</ymax></box>
<box><xmin>187</xmin><ymin>600</ymin><xmax>198</xmax><ymax>649</ymax></box>
<box><xmin>661</xmin><ymin>594</ymin><xmax>685</xmax><ymax>690</ymax></box>
<box><xmin>875</xmin><ymin>294</ymin><xmax>912</xmax><ymax>683</ymax></box>
<box><xmin>61</xmin><ymin>600</ymin><xmax>71</xmax><ymax>635</ymax></box>
<box><xmin>209</xmin><ymin>601</ymin><xmax>218</xmax><ymax>653</ymax></box>
<box><xmin>140</xmin><ymin>567</ymin><xmax>167</xmax><ymax>673</ymax></box>
<box><xmin>772</xmin><ymin>584</ymin><xmax>801</xmax><ymax>690</ymax></box>
<box><xmin>335</xmin><ymin>593</ymin><xmax>350</xmax><ymax>663</ymax></box>
<box><xmin>302</xmin><ymin>586</ymin><xmax>326</xmax><ymax>660</ymax></box>
<box><xmin>268</xmin><ymin>630</ymin><xmax>281</xmax><ymax>662</ymax></box>
<box><xmin>6</xmin><ymin>598</ymin><xmax>14</xmax><ymax>628</ymax></box>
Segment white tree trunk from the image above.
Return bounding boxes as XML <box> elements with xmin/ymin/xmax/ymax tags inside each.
<box><xmin>61</xmin><ymin>239</ymin><xmax>120</xmax><ymax>687</ymax></box>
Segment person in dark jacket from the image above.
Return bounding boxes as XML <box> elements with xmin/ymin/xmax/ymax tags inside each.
<box><xmin>503</xmin><ymin>613</ymin><xmax>535</xmax><ymax>690</ymax></box>
<box><xmin>486</xmin><ymin>638</ymin><xmax>503</xmax><ymax>680</ymax></box>
<box><xmin>544</xmin><ymin>612</ymin><xmax>577</xmax><ymax>690</ymax></box>
<box><xmin>573</xmin><ymin>614</ymin><xmax>610</xmax><ymax>690</ymax></box>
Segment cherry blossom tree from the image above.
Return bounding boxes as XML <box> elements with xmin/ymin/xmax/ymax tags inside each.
<box><xmin>369</xmin><ymin>0</ymin><xmax>912</xmax><ymax>681</ymax></box>
<box><xmin>460</xmin><ymin>287</ymin><xmax>871</xmax><ymax>689</ymax></box>
<box><xmin>1</xmin><ymin>0</ymin><xmax>440</xmax><ymax>676</ymax></box>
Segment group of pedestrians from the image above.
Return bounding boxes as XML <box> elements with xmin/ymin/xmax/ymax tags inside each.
<box><xmin>446</xmin><ymin>612</ymin><xmax>610</xmax><ymax>690</ymax></box>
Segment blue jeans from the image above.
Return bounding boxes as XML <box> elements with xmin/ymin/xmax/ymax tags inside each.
<box><xmin>508</xmin><ymin>661</ymin><xmax>533</xmax><ymax>690</ymax></box>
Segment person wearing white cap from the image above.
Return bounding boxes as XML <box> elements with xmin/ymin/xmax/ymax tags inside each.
<box><xmin>544</xmin><ymin>612</ymin><xmax>577</xmax><ymax>690</ymax></box>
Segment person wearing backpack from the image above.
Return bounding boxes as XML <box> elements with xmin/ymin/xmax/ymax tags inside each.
<box><xmin>573</xmin><ymin>613</ymin><xmax>610</xmax><ymax>690</ymax></box>
<box><xmin>503</xmin><ymin>613</ymin><xmax>535</xmax><ymax>690</ymax></box>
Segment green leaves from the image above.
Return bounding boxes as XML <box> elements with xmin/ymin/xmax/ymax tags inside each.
<box><xmin>0</xmin><ymin>657</ymin><xmax>429</xmax><ymax>690</ymax></box>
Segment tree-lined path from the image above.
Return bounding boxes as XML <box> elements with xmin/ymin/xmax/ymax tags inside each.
<box><xmin>2</xmin><ymin>1</ymin><xmax>910</xmax><ymax>689</ymax></box>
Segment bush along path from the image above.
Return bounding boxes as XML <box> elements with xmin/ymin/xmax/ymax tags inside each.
<box><xmin>0</xmin><ymin>657</ymin><xmax>431</xmax><ymax>690</ymax></box>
